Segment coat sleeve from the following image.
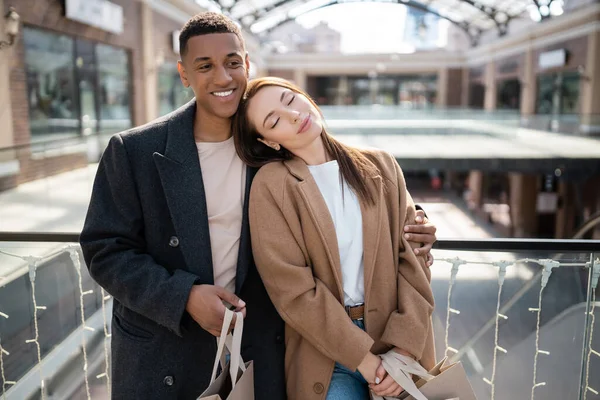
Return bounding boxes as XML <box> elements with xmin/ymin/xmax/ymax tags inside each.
<box><xmin>380</xmin><ymin>155</ymin><xmax>435</xmax><ymax>361</ymax></box>
<box><xmin>80</xmin><ymin>134</ymin><xmax>198</xmax><ymax>336</ymax></box>
<box><xmin>249</xmin><ymin>173</ymin><xmax>374</xmax><ymax>371</ymax></box>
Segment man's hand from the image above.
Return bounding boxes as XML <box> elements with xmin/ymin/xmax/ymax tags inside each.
<box><xmin>185</xmin><ymin>285</ymin><xmax>246</xmax><ymax>336</ymax></box>
<box><xmin>404</xmin><ymin>209</ymin><xmax>437</xmax><ymax>267</ymax></box>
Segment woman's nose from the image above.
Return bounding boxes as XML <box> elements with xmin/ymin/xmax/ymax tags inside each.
<box><xmin>285</xmin><ymin>110</ymin><xmax>301</xmax><ymax>123</ymax></box>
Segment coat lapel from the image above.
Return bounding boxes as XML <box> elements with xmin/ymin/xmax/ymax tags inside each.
<box><xmin>284</xmin><ymin>158</ymin><xmax>345</xmax><ymax>301</ymax></box>
<box><xmin>360</xmin><ymin>174</ymin><xmax>383</xmax><ymax>308</ymax></box>
<box><xmin>235</xmin><ymin>166</ymin><xmax>258</xmax><ymax>294</ymax></box>
<box><xmin>284</xmin><ymin>157</ymin><xmax>383</xmax><ymax>306</ymax></box>
<box><xmin>153</xmin><ymin>100</ymin><xmax>214</xmax><ymax>284</ymax></box>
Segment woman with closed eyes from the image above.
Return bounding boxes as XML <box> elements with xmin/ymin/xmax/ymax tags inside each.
<box><xmin>233</xmin><ymin>77</ymin><xmax>435</xmax><ymax>400</ymax></box>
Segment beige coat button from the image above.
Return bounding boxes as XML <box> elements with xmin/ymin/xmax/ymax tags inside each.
<box><xmin>313</xmin><ymin>382</ymin><xmax>324</xmax><ymax>394</ymax></box>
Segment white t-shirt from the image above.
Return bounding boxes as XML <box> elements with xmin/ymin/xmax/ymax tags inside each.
<box><xmin>308</xmin><ymin>160</ymin><xmax>365</xmax><ymax>306</ymax></box>
<box><xmin>196</xmin><ymin>136</ymin><xmax>246</xmax><ymax>293</ymax></box>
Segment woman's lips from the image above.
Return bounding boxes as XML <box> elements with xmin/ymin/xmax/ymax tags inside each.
<box><xmin>298</xmin><ymin>115</ymin><xmax>312</xmax><ymax>134</ymax></box>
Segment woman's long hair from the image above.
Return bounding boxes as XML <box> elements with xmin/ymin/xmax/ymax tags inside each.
<box><xmin>233</xmin><ymin>77</ymin><xmax>378</xmax><ymax>205</ymax></box>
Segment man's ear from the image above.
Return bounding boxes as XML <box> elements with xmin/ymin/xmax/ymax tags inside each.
<box><xmin>177</xmin><ymin>61</ymin><xmax>189</xmax><ymax>88</ymax></box>
<box><xmin>245</xmin><ymin>53</ymin><xmax>251</xmax><ymax>78</ymax></box>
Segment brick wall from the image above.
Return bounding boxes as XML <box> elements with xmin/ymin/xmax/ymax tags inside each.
<box><xmin>2</xmin><ymin>0</ymin><xmax>145</xmax><ymax>191</ymax></box>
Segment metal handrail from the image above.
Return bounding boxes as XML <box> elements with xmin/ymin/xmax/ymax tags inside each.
<box><xmin>1</xmin><ymin>232</ymin><xmax>600</xmax><ymax>252</ymax></box>
<box><xmin>0</xmin><ymin>131</ymin><xmax>104</xmax><ymax>152</ymax></box>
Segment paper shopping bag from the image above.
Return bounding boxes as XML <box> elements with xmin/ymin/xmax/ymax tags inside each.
<box><xmin>371</xmin><ymin>352</ymin><xmax>476</xmax><ymax>400</ymax></box>
<box><xmin>198</xmin><ymin>309</ymin><xmax>254</xmax><ymax>400</ymax></box>
<box><xmin>399</xmin><ymin>357</ymin><xmax>477</xmax><ymax>400</ymax></box>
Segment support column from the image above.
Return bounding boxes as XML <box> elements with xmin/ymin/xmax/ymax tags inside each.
<box><xmin>293</xmin><ymin>69</ymin><xmax>307</xmax><ymax>91</ymax></box>
<box><xmin>0</xmin><ymin>0</ymin><xmax>15</xmax><ymax>153</ymax></box>
<box><xmin>468</xmin><ymin>170</ymin><xmax>484</xmax><ymax>210</ymax></box>
<box><xmin>580</xmin><ymin>30</ymin><xmax>600</xmax><ymax>135</ymax></box>
<box><xmin>141</xmin><ymin>1</ymin><xmax>158</xmax><ymax>123</ymax></box>
<box><xmin>484</xmin><ymin>61</ymin><xmax>496</xmax><ymax>111</ymax></box>
<box><xmin>555</xmin><ymin>181</ymin><xmax>575</xmax><ymax>238</ymax></box>
<box><xmin>437</xmin><ymin>68</ymin><xmax>448</xmax><ymax>107</ymax></box>
<box><xmin>461</xmin><ymin>68</ymin><xmax>469</xmax><ymax>106</ymax></box>
<box><xmin>520</xmin><ymin>45</ymin><xmax>536</xmax><ymax>122</ymax></box>
<box><xmin>509</xmin><ymin>173</ymin><xmax>539</xmax><ymax>238</ymax></box>
<box><xmin>338</xmin><ymin>76</ymin><xmax>349</xmax><ymax>105</ymax></box>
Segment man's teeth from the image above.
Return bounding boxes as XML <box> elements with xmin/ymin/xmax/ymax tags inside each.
<box><xmin>213</xmin><ymin>90</ymin><xmax>233</xmax><ymax>97</ymax></box>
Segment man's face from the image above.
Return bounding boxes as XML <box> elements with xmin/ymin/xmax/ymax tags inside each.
<box><xmin>178</xmin><ymin>33</ymin><xmax>249</xmax><ymax>120</ymax></box>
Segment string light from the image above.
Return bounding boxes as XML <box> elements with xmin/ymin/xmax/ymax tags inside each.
<box><xmin>68</xmin><ymin>246</ymin><xmax>94</xmax><ymax>400</ymax></box>
<box><xmin>483</xmin><ymin>261</ymin><xmax>513</xmax><ymax>400</ymax></box>
<box><xmin>439</xmin><ymin>257</ymin><xmax>466</xmax><ymax>357</ymax></box>
<box><xmin>530</xmin><ymin>260</ymin><xmax>559</xmax><ymax>400</ymax></box>
<box><xmin>584</xmin><ymin>258</ymin><xmax>600</xmax><ymax>400</ymax></box>
<box><xmin>24</xmin><ymin>258</ymin><xmax>46</xmax><ymax>400</ymax></box>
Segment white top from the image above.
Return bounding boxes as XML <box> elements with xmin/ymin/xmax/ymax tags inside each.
<box><xmin>308</xmin><ymin>161</ymin><xmax>365</xmax><ymax>306</ymax></box>
<box><xmin>196</xmin><ymin>136</ymin><xmax>246</xmax><ymax>293</ymax></box>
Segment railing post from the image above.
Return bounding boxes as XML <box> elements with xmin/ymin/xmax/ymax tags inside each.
<box><xmin>578</xmin><ymin>252</ymin><xmax>597</xmax><ymax>400</ymax></box>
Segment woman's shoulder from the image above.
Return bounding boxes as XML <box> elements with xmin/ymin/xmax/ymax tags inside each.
<box><xmin>356</xmin><ymin>147</ymin><xmax>398</xmax><ymax>179</ymax></box>
<box><xmin>251</xmin><ymin>161</ymin><xmax>290</xmax><ymax>192</ymax></box>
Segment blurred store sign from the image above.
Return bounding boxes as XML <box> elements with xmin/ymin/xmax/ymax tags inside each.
<box><xmin>539</xmin><ymin>49</ymin><xmax>567</xmax><ymax>70</ymax></box>
<box><xmin>65</xmin><ymin>0</ymin><xmax>123</xmax><ymax>35</ymax></box>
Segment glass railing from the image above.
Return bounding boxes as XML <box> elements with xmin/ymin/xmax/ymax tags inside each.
<box><xmin>0</xmin><ymin>234</ymin><xmax>110</xmax><ymax>400</ymax></box>
<box><xmin>0</xmin><ymin>234</ymin><xmax>598</xmax><ymax>400</ymax></box>
<box><xmin>319</xmin><ymin>106</ymin><xmax>600</xmax><ymax>137</ymax></box>
<box><xmin>433</xmin><ymin>239</ymin><xmax>599</xmax><ymax>400</ymax></box>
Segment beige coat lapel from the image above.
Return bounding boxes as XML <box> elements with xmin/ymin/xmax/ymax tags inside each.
<box><xmin>284</xmin><ymin>157</ymin><xmax>344</xmax><ymax>301</ymax></box>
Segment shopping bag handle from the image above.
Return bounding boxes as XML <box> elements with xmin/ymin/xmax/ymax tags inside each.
<box><xmin>209</xmin><ymin>307</ymin><xmax>235</xmax><ymax>384</ymax></box>
<box><xmin>372</xmin><ymin>352</ymin><xmax>434</xmax><ymax>400</ymax></box>
<box><xmin>209</xmin><ymin>308</ymin><xmax>246</xmax><ymax>389</ymax></box>
<box><xmin>226</xmin><ymin>309</ymin><xmax>245</xmax><ymax>389</ymax></box>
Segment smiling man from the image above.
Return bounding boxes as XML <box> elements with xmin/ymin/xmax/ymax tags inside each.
<box><xmin>80</xmin><ymin>12</ymin><xmax>437</xmax><ymax>400</ymax></box>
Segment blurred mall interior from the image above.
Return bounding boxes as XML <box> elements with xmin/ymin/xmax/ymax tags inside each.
<box><xmin>0</xmin><ymin>0</ymin><xmax>600</xmax><ymax>399</ymax></box>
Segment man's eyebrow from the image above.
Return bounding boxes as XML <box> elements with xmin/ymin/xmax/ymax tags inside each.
<box><xmin>262</xmin><ymin>91</ymin><xmax>288</xmax><ymax>128</ymax></box>
<box><xmin>193</xmin><ymin>52</ymin><xmax>242</xmax><ymax>64</ymax></box>
<box><xmin>193</xmin><ymin>56</ymin><xmax>210</xmax><ymax>64</ymax></box>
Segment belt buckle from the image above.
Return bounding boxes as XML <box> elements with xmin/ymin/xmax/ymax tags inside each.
<box><xmin>346</xmin><ymin>303</ymin><xmax>364</xmax><ymax>321</ymax></box>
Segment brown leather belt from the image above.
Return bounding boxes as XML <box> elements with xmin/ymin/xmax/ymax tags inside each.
<box><xmin>345</xmin><ymin>304</ymin><xmax>365</xmax><ymax>320</ymax></box>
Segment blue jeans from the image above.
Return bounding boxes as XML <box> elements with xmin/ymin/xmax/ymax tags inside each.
<box><xmin>326</xmin><ymin>320</ymin><xmax>370</xmax><ymax>400</ymax></box>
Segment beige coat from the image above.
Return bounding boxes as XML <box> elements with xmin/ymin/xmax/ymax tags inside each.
<box><xmin>249</xmin><ymin>150</ymin><xmax>435</xmax><ymax>400</ymax></box>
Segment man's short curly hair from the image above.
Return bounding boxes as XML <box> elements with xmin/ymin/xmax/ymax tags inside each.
<box><xmin>179</xmin><ymin>12</ymin><xmax>245</xmax><ymax>57</ymax></box>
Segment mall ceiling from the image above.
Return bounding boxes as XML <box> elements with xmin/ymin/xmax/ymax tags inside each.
<box><xmin>199</xmin><ymin>0</ymin><xmax>565</xmax><ymax>46</ymax></box>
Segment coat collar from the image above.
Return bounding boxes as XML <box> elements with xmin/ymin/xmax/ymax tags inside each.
<box><xmin>285</xmin><ymin>155</ymin><xmax>383</xmax><ymax>305</ymax></box>
<box><xmin>152</xmin><ymin>99</ymin><xmax>253</xmax><ymax>292</ymax></box>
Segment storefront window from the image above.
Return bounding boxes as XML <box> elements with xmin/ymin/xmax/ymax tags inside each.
<box><xmin>96</xmin><ymin>44</ymin><xmax>132</xmax><ymax>134</ymax></box>
<box><xmin>24</xmin><ymin>27</ymin><xmax>78</xmax><ymax>141</ymax></box>
<box><xmin>158</xmin><ymin>63</ymin><xmax>193</xmax><ymax>117</ymax></box>
<box><xmin>397</xmin><ymin>77</ymin><xmax>437</xmax><ymax>108</ymax></box>
<box><xmin>536</xmin><ymin>72</ymin><xmax>580</xmax><ymax>115</ymax></box>
<box><xmin>24</xmin><ymin>27</ymin><xmax>133</xmax><ymax>141</ymax></box>
<box><xmin>496</xmin><ymin>79</ymin><xmax>521</xmax><ymax>110</ymax></box>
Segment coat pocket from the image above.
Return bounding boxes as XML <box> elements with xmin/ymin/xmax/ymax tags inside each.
<box><xmin>113</xmin><ymin>313</ymin><xmax>155</xmax><ymax>342</ymax></box>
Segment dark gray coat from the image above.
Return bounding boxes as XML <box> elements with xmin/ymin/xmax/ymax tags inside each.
<box><xmin>80</xmin><ymin>100</ymin><xmax>286</xmax><ymax>400</ymax></box>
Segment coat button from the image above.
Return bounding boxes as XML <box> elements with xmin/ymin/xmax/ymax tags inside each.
<box><xmin>313</xmin><ymin>382</ymin><xmax>324</xmax><ymax>394</ymax></box>
<box><xmin>276</xmin><ymin>335</ymin><xmax>283</xmax><ymax>344</ymax></box>
<box><xmin>168</xmin><ymin>236</ymin><xmax>179</xmax><ymax>247</ymax></box>
<box><xmin>163</xmin><ymin>375</ymin><xmax>174</xmax><ymax>386</ymax></box>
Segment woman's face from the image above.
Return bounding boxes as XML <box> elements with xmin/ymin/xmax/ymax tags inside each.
<box><xmin>246</xmin><ymin>85</ymin><xmax>324</xmax><ymax>152</ymax></box>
